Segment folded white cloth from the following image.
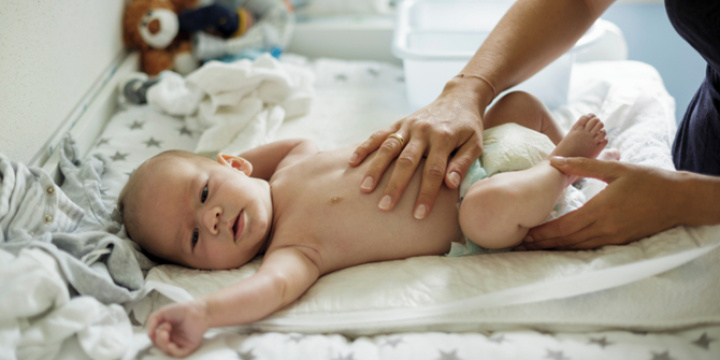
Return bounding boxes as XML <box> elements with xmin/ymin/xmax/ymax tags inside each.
<box><xmin>147</xmin><ymin>54</ymin><xmax>315</xmax><ymax>156</ymax></box>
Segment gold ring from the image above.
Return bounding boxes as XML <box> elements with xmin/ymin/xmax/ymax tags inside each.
<box><xmin>388</xmin><ymin>133</ymin><xmax>405</xmax><ymax>148</ymax></box>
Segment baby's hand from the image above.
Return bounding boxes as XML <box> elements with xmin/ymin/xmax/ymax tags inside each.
<box><xmin>147</xmin><ymin>300</ymin><xmax>209</xmax><ymax>357</ymax></box>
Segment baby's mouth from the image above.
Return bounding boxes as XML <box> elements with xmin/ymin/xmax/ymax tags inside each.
<box><xmin>233</xmin><ymin>210</ymin><xmax>245</xmax><ymax>242</ymax></box>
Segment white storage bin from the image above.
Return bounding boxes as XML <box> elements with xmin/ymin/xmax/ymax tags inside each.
<box><xmin>393</xmin><ymin>0</ymin><xmax>596</xmax><ymax>110</ymax></box>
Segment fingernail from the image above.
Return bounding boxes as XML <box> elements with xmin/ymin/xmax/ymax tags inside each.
<box><xmin>549</xmin><ymin>156</ymin><xmax>567</xmax><ymax>166</ymax></box>
<box><xmin>378</xmin><ymin>195</ymin><xmax>392</xmax><ymax>210</ymax></box>
<box><xmin>524</xmin><ymin>235</ymin><xmax>535</xmax><ymax>243</ymax></box>
<box><xmin>448</xmin><ymin>172</ymin><xmax>461</xmax><ymax>188</ymax></box>
<box><xmin>361</xmin><ymin>176</ymin><xmax>374</xmax><ymax>190</ymax></box>
<box><xmin>350</xmin><ymin>153</ymin><xmax>358</xmax><ymax>164</ymax></box>
<box><xmin>413</xmin><ymin>204</ymin><xmax>427</xmax><ymax>219</ymax></box>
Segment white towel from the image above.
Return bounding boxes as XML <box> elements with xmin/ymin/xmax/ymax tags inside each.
<box><xmin>147</xmin><ymin>54</ymin><xmax>315</xmax><ymax>156</ymax></box>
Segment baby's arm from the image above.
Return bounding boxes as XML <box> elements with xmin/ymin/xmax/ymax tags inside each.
<box><xmin>201</xmin><ymin>246</ymin><xmax>321</xmax><ymax>326</ymax></box>
<box><xmin>239</xmin><ymin>139</ymin><xmax>318</xmax><ymax>180</ymax></box>
<box><xmin>147</xmin><ymin>246</ymin><xmax>320</xmax><ymax>357</ymax></box>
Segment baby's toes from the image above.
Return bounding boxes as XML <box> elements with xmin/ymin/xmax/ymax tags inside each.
<box><xmin>590</xmin><ymin>118</ymin><xmax>604</xmax><ymax>134</ymax></box>
<box><xmin>574</xmin><ymin>113</ymin><xmax>595</xmax><ymax>130</ymax></box>
<box><xmin>596</xmin><ymin>129</ymin><xmax>608</xmax><ymax>144</ymax></box>
<box><xmin>583</xmin><ymin>116</ymin><xmax>600</xmax><ymax>132</ymax></box>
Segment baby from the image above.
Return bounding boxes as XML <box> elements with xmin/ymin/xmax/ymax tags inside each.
<box><xmin>119</xmin><ymin>91</ymin><xmax>609</xmax><ymax>357</ymax></box>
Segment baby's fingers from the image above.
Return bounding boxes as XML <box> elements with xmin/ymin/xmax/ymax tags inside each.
<box><xmin>153</xmin><ymin>323</ymin><xmax>172</xmax><ymax>349</ymax></box>
<box><xmin>166</xmin><ymin>341</ymin><xmax>191</xmax><ymax>358</ymax></box>
<box><xmin>147</xmin><ymin>313</ymin><xmax>162</xmax><ymax>343</ymax></box>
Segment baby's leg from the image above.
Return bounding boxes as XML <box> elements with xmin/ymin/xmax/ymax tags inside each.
<box><xmin>484</xmin><ymin>91</ymin><xmax>564</xmax><ymax>144</ymax></box>
<box><xmin>458</xmin><ymin>114</ymin><xmax>607</xmax><ymax>249</ymax></box>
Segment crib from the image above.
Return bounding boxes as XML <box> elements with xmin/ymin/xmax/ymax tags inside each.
<box><xmin>2</xmin><ymin>1</ymin><xmax>720</xmax><ymax>359</ymax></box>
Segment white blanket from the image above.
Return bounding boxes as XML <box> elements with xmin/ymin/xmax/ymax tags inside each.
<box><xmin>127</xmin><ymin>59</ymin><xmax>720</xmax><ymax>335</ymax></box>
<box><xmin>0</xmin><ymin>248</ymin><xmax>131</xmax><ymax>360</ymax></box>
<box><xmin>147</xmin><ymin>54</ymin><xmax>315</xmax><ymax>157</ymax></box>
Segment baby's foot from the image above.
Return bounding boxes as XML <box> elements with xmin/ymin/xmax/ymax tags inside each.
<box><xmin>550</xmin><ymin>114</ymin><xmax>608</xmax><ymax>159</ymax></box>
<box><xmin>549</xmin><ymin>114</ymin><xmax>608</xmax><ymax>185</ymax></box>
<box><xmin>598</xmin><ymin>148</ymin><xmax>621</xmax><ymax>161</ymax></box>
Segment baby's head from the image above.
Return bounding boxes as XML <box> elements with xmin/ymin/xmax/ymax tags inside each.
<box><xmin>118</xmin><ymin>150</ymin><xmax>273</xmax><ymax>270</ymax></box>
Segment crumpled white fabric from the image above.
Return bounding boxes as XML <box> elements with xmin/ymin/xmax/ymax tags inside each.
<box><xmin>147</xmin><ymin>54</ymin><xmax>315</xmax><ymax>156</ymax></box>
<box><xmin>0</xmin><ymin>248</ymin><xmax>132</xmax><ymax>360</ymax></box>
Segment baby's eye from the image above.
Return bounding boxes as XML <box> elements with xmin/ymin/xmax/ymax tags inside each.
<box><xmin>200</xmin><ymin>184</ymin><xmax>208</xmax><ymax>203</ymax></box>
<box><xmin>192</xmin><ymin>229</ymin><xmax>199</xmax><ymax>248</ymax></box>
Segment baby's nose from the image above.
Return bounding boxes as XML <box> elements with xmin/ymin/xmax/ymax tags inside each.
<box><xmin>202</xmin><ymin>206</ymin><xmax>222</xmax><ymax>235</ymax></box>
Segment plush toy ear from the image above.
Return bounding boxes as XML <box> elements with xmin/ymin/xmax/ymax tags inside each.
<box><xmin>217</xmin><ymin>154</ymin><xmax>253</xmax><ymax>176</ymax></box>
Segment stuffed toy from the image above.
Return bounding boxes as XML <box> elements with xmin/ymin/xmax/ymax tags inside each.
<box><xmin>123</xmin><ymin>0</ymin><xmax>258</xmax><ymax>76</ymax></box>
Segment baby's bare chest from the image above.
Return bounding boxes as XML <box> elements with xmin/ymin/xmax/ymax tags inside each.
<box><xmin>268</xmin><ymin>147</ymin><xmax>463</xmax><ymax>273</ymax></box>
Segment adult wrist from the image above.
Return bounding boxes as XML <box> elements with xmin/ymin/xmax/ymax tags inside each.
<box><xmin>442</xmin><ymin>73</ymin><xmax>496</xmax><ymax>109</ymax></box>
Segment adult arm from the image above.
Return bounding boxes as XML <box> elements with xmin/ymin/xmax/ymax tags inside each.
<box><xmin>350</xmin><ymin>0</ymin><xmax>614</xmax><ymax>219</ymax></box>
<box><xmin>524</xmin><ymin>157</ymin><xmax>720</xmax><ymax>250</ymax></box>
<box><xmin>147</xmin><ymin>246</ymin><xmax>321</xmax><ymax>357</ymax></box>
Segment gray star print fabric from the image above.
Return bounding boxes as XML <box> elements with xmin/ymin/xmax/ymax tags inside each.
<box><xmin>87</xmin><ymin>104</ymin><xmax>198</xmax><ymax>199</ymax></box>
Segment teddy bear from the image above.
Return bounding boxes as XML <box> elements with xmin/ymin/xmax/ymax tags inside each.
<box><xmin>122</xmin><ymin>0</ymin><xmax>257</xmax><ymax>76</ymax></box>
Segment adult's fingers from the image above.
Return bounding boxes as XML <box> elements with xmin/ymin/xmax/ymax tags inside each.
<box><xmin>408</xmin><ymin>140</ymin><xmax>454</xmax><ymax>218</ymax></box>
<box><xmin>445</xmin><ymin>136</ymin><xmax>483</xmax><ymax>189</ymax></box>
<box><xmin>350</xmin><ymin>126</ymin><xmax>398</xmax><ymax>167</ymax></box>
<box><xmin>376</xmin><ymin>136</ymin><xmax>428</xmax><ymax>211</ymax></box>
<box><xmin>525</xmin><ymin>205</ymin><xmax>597</xmax><ymax>247</ymax></box>
<box><xmin>524</xmin><ymin>183</ymin><xmax>625</xmax><ymax>249</ymax></box>
<box><xmin>551</xmin><ymin>234</ymin><xmax>627</xmax><ymax>250</ymax></box>
<box><xmin>358</xmin><ymin>130</ymin><xmax>410</xmax><ymax>195</ymax></box>
<box><xmin>549</xmin><ymin>156</ymin><xmax>623</xmax><ymax>183</ymax></box>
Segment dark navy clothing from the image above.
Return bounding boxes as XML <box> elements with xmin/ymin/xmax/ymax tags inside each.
<box><xmin>666</xmin><ymin>0</ymin><xmax>720</xmax><ymax>175</ymax></box>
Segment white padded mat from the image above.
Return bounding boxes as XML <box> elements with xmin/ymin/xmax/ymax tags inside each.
<box><xmin>85</xmin><ymin>57</ymin><xmax>720</xmax><ymax>337</ymax></box>
<box><xmin>81</xmin><ymin>55</ymin><xmax>720</xmax><ymax>359</ymax></box>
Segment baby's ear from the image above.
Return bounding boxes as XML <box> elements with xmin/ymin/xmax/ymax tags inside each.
<box><xmin>217</xmin><ymin>154</ymin><xmax>253</xmax><ymax>176</ymax></box>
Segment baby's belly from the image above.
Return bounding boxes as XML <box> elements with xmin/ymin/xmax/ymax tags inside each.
<box><xmin>272</xmin><ymin>147</ymin><xmax>463</xmax><ymax>272</ymax></box>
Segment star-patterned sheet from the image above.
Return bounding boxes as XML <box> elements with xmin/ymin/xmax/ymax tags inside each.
<box><xmin>88</xmin><ymin>104</ymin><xmax>198</xmax><ymax>199</ymax></box>
<box><xmin>125</xmin><ymin>326</ymin><xmax>720</xmax><ymax>359</ymax></box>
<box><xmin>86</xmin><ymin>56</ymin><xmax>720</xmax><ymax>359</ymax></box>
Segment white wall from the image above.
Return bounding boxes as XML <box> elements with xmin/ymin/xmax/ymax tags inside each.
<box><xmin>0</xmin><ymin>0</ymin><xmax>127</xmax><ymax>164</ymax></box>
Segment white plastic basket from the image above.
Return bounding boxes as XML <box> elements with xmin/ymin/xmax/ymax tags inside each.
<box><xmin>392</xmin><ymin>0</ymin><xmax>602</xmax><ymax>110</ymax></box>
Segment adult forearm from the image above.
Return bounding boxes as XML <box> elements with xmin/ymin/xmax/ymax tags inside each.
<box><xmin>677</xmin><ymin>172</ymin><xmax>720</xmax><ymax>227</ymax></box>
<box><xmin>460</xmin><ymin>0</ymin><xmax>613</xmax><ymax>95</ymax></box>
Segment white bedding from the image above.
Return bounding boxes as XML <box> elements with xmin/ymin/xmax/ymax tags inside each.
<box><xmin>73</xmin><ymin>56</ymin><xmax>720</xmax><ymax>359</ymax></box>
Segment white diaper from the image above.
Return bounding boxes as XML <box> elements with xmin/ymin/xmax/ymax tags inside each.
<box><xmin>449</xmin><ymin>123</ymin><xmax>585</xmax><ymax>257</ymax></box>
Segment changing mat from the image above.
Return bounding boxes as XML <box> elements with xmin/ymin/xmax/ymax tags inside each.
<box><xmin>119</xmin><ymin>58</ymin><xmax>720</xmax><ymax>335</ymax></box>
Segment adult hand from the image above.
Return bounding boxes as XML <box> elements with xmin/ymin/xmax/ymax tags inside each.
<box><xmin>524</xmin><ymin>157</ymin><xmax>686</xmax><ymax>250</ymax></box>
<box><xmin>349</xmin><ymin>78</ymin><xmax>487</xmax><ymax>219</ymax></box>
<box><xmin>147</xmin><ymin>300</ymin><xmax>209</xmax><ymax>357</ymax></box>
